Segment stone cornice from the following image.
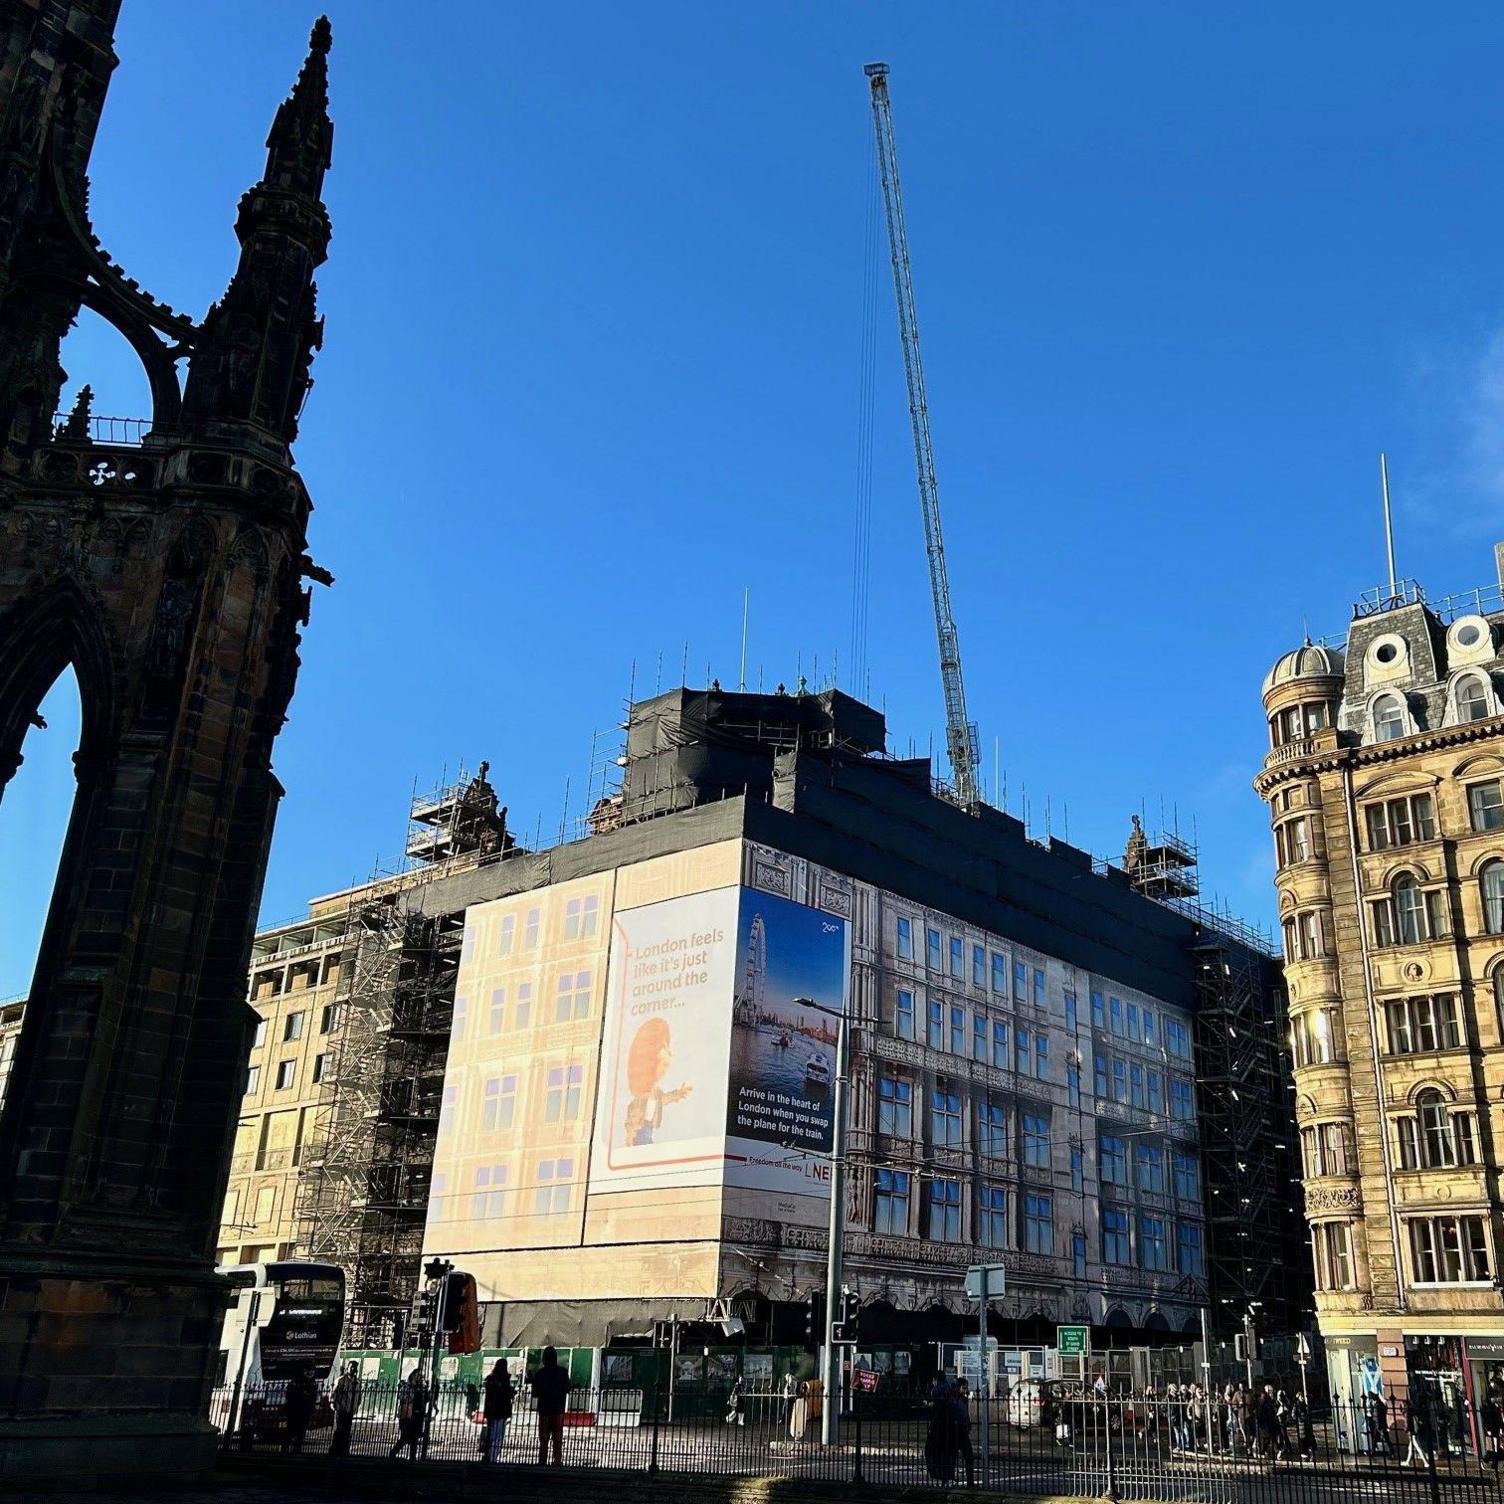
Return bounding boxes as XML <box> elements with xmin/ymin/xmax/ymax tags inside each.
<box><xmin>1255</xmin><ymin>717</ymin><xmax>1504</xmax><ymax>798</ymax></box>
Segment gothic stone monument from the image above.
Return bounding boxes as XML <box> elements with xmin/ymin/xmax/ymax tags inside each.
<box><xmin>0</xmin><ymin>2</ymin><xmax>334</xmax><ymax>1475</ymax></box>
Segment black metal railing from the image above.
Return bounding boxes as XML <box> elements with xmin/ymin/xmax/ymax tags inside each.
<box><xmin>212</xmin><ymin>1377</ymin><xmax>1504</xmax><ymax>1500</ymax></box>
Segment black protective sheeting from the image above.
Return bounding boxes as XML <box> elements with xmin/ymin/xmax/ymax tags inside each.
<box><xmin>498</xmin><ymin>1299</ymin><xmax>681</xmax><ymax>1350</ymax></box>
<box><xmin>856</xmin><ymin>1302</ymin><xmax>968</xmax><ymax>1345</ymax></box>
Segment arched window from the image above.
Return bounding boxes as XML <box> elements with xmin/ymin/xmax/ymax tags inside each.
<box><xmin>1418</xmin><ymin>1090</ymin><xmax>1454</xmax><ymax>1168</ymax></box>
<box><xmin>1394</xmin><ymin>875</ymin><xmax>1425</xmax><ymax>945</ymax></box>
<box><xmin>1483</xmin><ymin>863</ymin><xmax>1504</xmax><ymax>936</ymax></box>
<box><xmin>1373</xmin><ymin>695</ymin><xmax>1405</xmax><ymax>742</ymax></box>
<box><xmin>1459</xmin><ymin>676</ymin><xmax>1491</xmax><ymax>724</ymax></box>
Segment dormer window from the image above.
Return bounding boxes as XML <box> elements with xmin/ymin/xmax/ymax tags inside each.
<box><xmin>1373</xmin><ymin>695</ymin><xmax>1405</xmax><ymax>743</ymax></box>
<box><xmin>1458</xmin><ymin>675</ymin><xmax>1491</xmax><ymax>724</ymax></box>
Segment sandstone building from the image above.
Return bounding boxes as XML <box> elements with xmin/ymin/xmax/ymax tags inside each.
<box><xmin>1256</xmin><ymin>549</ymin><xmax>1504</xmax><ymax>1420</ymax></box>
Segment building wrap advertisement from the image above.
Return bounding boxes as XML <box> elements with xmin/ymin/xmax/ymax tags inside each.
<box><xmin>591</xmin><ymin>885</ymin><xmax>742</xmax><ymax>1193</ymax></box>
<box><xmin>589</xmin><ymin>884</ymin><xmax>849</xmax><ymax>1202</ymax></box>
<box><xmin>724</xmin><ymin>888</ymin><xmax>848</xmax><ymax>1196</ymax></box>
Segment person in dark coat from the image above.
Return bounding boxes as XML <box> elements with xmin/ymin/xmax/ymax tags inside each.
<box><xmin>1253</xmin><ymin>1385</ymin><xmax>1279</xmax><ymax>1459</ymax></box>
<box><xmin>951</xmin><ymin>1377</ymin><xmax>975</xmax><ymax>1486</ymax></box>
<box><xmin>483</xmin><ymin>1359</ymin><xmax>514</xmax><ymax>1463</ymax></box>
<box><xmin>389</xmin><ymin>1369</ymin><xmax>428</xmax><ymax>1461</ymax></box>
<box><xmin>1482</xmin><ymin>1394</ymin><xmax>1503</xmax><ymax>1463</ymax></box>
<box><xmin>925</xmin><ymin>1374</ymin><xmax>959</xmax><ymax>1483</ymax></box>
<box><xmin>283</xmin><ymin>1365</ymin><xmax>319</xmax><ymax>1454</ymax></box>
<box><xmin>330</xmin><ymin>1362</ymin><xmax>360</xmax><ymax>1458</ymax></box>
<box><xmin>1291</xmin><ymin>1393</ymin><xmax>1315</xmax><ymax>1460</ymax></box>
<box><xmin>1367</xmin><ymin>1392</ymin><xmax>1394</xmax><ymax>1459</ymax></box>
<box><xmin>529</xmin><ymin>1346</ymin><xmax>572</xmax><ymax>1466</ymax></box>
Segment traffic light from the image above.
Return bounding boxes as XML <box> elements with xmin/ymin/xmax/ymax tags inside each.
<box><xmin>412</xmin><ymin>1282</ymin><xmax>438</xmax><ymax>1340</ymax></box>
<box><xmin>830</xmin><ymin>1286</ymin><xmax>860</xmax><ymax>1345</ymax></box>
<box><xmin>803</xmin><ymin>1292</ymin><xmax>827</xmax><ymax>1354</ymax></box>
<box><xmin>444</xmin><ymin>1270</ymin><xmax>480</xmax><ymax>1354</ymax></box>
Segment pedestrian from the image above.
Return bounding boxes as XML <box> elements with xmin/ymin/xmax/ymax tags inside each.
<box><xmin>1404</xmin><ymin>1387</ymin><xmax>1433</xmax><ymax>1469</ymax></box>
<box><xmin>925</xmin><ymin>1374</ymin><xmax>959</xmax><ymax>1483</ymax></box>
<box><xmin>1435</xmin><ymin>1389</ymin><xmax>1452</xmax><ymax>1460</ymax></box>
<box><xmin>1254</xmin><ymin>1384</ymin><xmax>1279</xmax><ymax>1460</ymax></box>
<box><xmin>1185</xmin><ymin>1385</ymin><xmax>1205</xmax><ymax>1452</ymax></box>
<box><xmin>1483</xmin><ymin>1394</ymin><xmax>1503</xmax><ymax>1464</ymax></box>
<box><xmin>781</xmin><ymin>1371</ymin><xmax>800</xmax><ymax>1429</ymax></box>
<box><xmin>725</xmin><ymin>1375</ymin><xmax>745</xmax><ymax>1428</ymax></box>
<box><xmin>952</xmin><ymin>1377</ymin><xmax>975</xmax><ymax>1487</ymax></box>
<box><xmin>481</xmin><ymin>1358</ymin><xmax>514</xmax><ymax>1463</ymax></box>
<box><xmin>330</xmin><ymin>1361</ymin><xmax>360</xmax><ymax>1458</ymax></box>
<box><xmin>283</xmin><ymin>1364</ymin><xmax>318</xmax><ymax>1455</ymax></box>
<box><xmin>529</xmin><ymin>1345</ymin><xmax>571</xmax><ymax>1466</ymax></box>
<box><xmin>389</xmin><ymin>1368</ymin><xmax>427</xmax><ymax>1461</ymax></box>
<box><xmin>1292</xmin><ymin>1392</ymin><xmax>1314</xmax><ymax>1461</ymax></box>
<box><xmin>1366</xmin><ymin>1391</ymin><xmax>1393</xmax><ymax>1459</ymax></box>
<box><xmin>787</xmin><ymin>1378</ymin><xmax>809</xmax><ymax>1442</ymax></box>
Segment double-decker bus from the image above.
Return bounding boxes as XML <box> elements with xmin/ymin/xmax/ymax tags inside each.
<box><xmin>214</xmin><ymin>1259</ymin><xmax>345</xmax><ymax>1435</ymax></box>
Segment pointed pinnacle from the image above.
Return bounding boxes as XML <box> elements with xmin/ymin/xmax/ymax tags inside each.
<box><xmin>62</xmin><ymin>384</ymin><xmax>93</xmax><ymax>438</ymax></box>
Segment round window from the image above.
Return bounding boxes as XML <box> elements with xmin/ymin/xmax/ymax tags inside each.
<box><xmin>1459</xmin><ymin>623</ymin><xmax>1482</xmax><ymax>647</ymax></box>
<box><xmin>1375</xmin><ymin>642</ymin><xmax>1399</xmax><ymax>664</ymax></box>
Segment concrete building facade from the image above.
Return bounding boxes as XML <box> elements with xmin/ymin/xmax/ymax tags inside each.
<box><xmin>1256</xmin><ymin>551</ymin><xmax>1504</xmax><ymax>1418</ymax></box>
<box><xmin>249</xmin><ymin>685</ymin><xmax>1304</xmax><ymax>1377</ymax></box>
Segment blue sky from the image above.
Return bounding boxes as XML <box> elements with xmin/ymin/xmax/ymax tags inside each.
<box><xmin>7</xmin><ymin>2</ymin><xmax>1504</xmax><ymax>994</ymax></box>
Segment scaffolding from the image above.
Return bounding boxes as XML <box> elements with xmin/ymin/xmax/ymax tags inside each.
<box><xmin>1190</xmin><ymin>934</ymin><xmax>1305</xmax><ymax>1340</ymax></box>
<box><xmin>293</xmin><ymin>771</ymin><xmax>495</xmax><ymax>1348</ymax></box>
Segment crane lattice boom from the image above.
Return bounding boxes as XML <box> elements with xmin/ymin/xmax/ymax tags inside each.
<box><xmin>864</xmin><ymin>62</ymin><xmax>979</xmax><ymax>808</ymax></box>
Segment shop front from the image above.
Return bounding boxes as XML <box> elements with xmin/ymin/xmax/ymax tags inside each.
<box><xmin>1324</xmin><ymin>1334</ymin><xmax>1381</xmax><ymax>1453</ymax></box>
<box><xmin>1404</xmin><ymin>1333</ymin><xmax>1504</xmax><ymax>1461</ymax></box>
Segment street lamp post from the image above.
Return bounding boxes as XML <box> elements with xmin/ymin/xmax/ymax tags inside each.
<box><xmin>821</xmin><ymin>1012</ymin><xmax>850</xmax><ymax>1447</ymax></box>
<box><xmin>421</xmin><ymin>1257</ymin><xmax>453</xmax><ymax>1459</ymax></box>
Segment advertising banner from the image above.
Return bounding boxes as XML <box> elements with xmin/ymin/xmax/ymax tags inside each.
<box><xmin>724</xmin><ymin>888</ymin><xmax>849</xmax><ymax>1197</ymax></box>
<box><xmin>590</xmin><ymin>886</ymin><xmax>741</xmax><ymax>1193</ymax></box>
<box><xmin>588</xmin><ymin>884</ymin><xmax>849</xmax><ymax>1205</ymax></box>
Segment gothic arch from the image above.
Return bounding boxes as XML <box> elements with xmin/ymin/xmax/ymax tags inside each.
<box><xmin>0</xmin><ymin>575</ymin><xmax>116</xmax><ymax>782</ymax></box>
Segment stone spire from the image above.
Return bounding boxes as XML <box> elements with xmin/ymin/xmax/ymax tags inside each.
<box><xmin>263</xmin><ymin>17</ymin><xmax>333</xmax><ymax>201</ymax></box>
<box><xmin>182</xmin><ymin>17</ymin><xmax>333</xmax><ymax>448</ymax></box>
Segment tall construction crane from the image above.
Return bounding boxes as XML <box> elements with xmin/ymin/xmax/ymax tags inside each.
<box><xmin>864</xmin><ymin>62</ymin><xmax>980</xmax><ymax>808</ymax></box>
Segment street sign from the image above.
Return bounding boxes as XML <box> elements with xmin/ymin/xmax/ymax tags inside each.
<box><xmin>965</xmin><ymin>1263</ymin><xmax>1007</xmax><ymax>1300</ymax></box>
<box><xmin>1057</xmin><ymin>1325</ymin><xmax>1090</xmax><ymax>1357</ymax></box>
